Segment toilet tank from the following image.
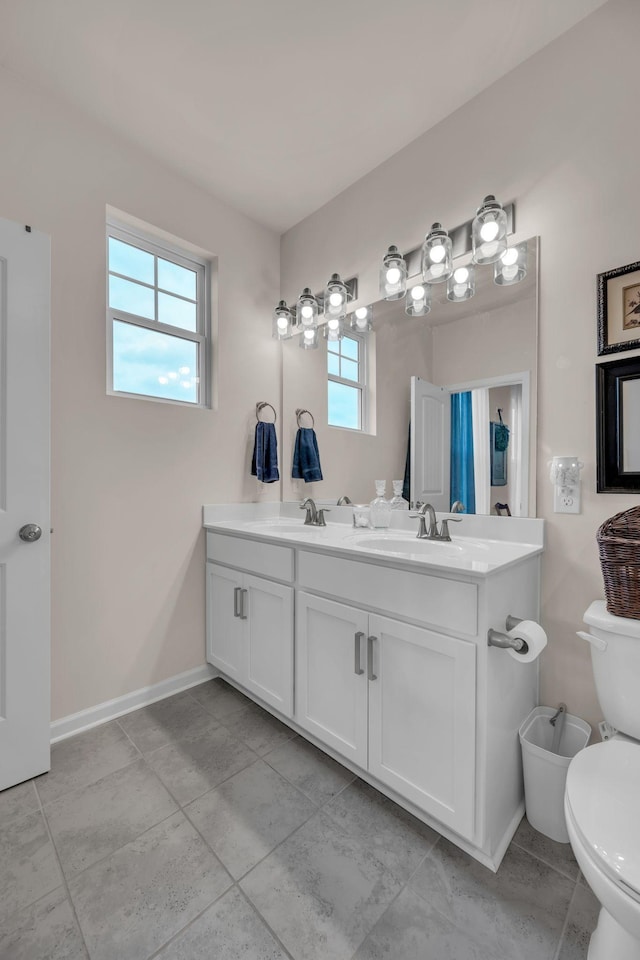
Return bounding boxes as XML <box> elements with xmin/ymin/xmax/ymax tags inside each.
<box><xmin>583</xmin><ymin>601</ymin><xmax>640</xmax><ymax>740</ymax></box>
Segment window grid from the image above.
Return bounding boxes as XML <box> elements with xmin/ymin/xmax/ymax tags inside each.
<box><xmin>327</xmin><ymin>333</ymin><xmax>366</xmax><ymax>431</ymax></box>
<box><xmin>107</xmin><ymin>223</ymin><xmax>210</xmax><ymax>407</ymax></box>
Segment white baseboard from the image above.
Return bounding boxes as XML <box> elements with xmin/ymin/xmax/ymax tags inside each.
<box><xmin>50</xmin><ymin>664</ymin><xmax>218</xmax><ymax>744</ymax></box>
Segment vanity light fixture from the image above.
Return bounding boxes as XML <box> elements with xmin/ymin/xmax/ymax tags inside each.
<box><xmin>494</xmin><ymin>242</ymin><xmax>527</xmax><ymax>286</ymax></box>
<box><xmin>446</xmin><ymin>264</ymin><xmax>476</xmax><ymax>302</ymax></box>
<box><xmin>421</xmin><ymin>223</ymin><xmax>453</xmax><ymax>284</ymax></box>
<box><xmin>405</xmin><ymin>283</ymin><xmax>431</xmax><ymax>317</ymax></box>
<box><xmin>472</xmin><ymin>195</ymin><xmax>508</xmax><ymax>265</ymax></box>
<box><xmin>297</xmin><ymin>287</ymin><xmax>319</xmax><ymax>332</ymax></box>
<box><xmin>300</xmin><ymin>327</ymin><xmax>319</xmax><ymax>350</ymax></box>
<box><xmin>380</xmin><ymin>246</ymin><xmax>407</xmax><ymax>301</ymax></box>
<box><xmin>324</xmin><ymin>273</ymin><xmax>348</xmax><ymax>321</ymax></box>
<box><xmin>351</xmin><ymin>305</ymin><xmax>373</xmax><ymax>332</ymax></box>
<box><xmin>272</xmin><ymin>300</ymin><xmax>295</xmax><ymax>340</ymax></box>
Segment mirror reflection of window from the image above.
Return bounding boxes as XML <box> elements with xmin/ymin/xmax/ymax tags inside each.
<box><xmin>327</xmin><ymin>333</ymin><xmax>366</xmax><ymax>431</ymax></box>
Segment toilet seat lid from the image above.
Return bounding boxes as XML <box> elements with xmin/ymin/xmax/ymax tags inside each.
<box><xmin>566</xmin><ymin>740</ymin><xmax>640</xmax><ymax>898</ymax></box>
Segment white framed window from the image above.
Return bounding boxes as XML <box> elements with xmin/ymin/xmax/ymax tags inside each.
<box><xmin>107</xmin><ymin>222</ymin><xmax>210</xmax><ymax>406</ymax></box>
<box><xmin>327</xmin><ymin>332</ymin><xmax>367</xmax><ymax>430</ymax></box>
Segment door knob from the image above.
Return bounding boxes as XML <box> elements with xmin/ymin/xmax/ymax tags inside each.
<box><xmin>19</xmin><ymin>523</ymin><xmax>42</xmax><ymax>543</ymax></box>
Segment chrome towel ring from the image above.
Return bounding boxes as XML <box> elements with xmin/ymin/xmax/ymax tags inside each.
<box><xmin>256</xmin><ymin>402</ymin><xmax>277</xmax><ymax>423</ymax></box>
<box><xmin>296</xmin><ymin>408</ymin><xmax>315</xmax><ymax>428</ymax></box>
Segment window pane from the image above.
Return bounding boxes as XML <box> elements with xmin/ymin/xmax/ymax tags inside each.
<box><xmin>109</xmin><ymin>237</ymin><xmax>154</xmax><ymax>285</ymax></box>
<box><xmin>109</xmin><ymin>275</ymin><xmax>155</xmax><ymax>320</ymax></box>
<box><xmin>341</xmin><ymin>336</ymin><xmax>359</xmax><ymax>361</ymax></box>
<box><xmin>158</xmin><ymin>292</ymin><xmax>197</xmax><ymax>331</ymax></box>
<box><xmin>327</xmin><ymin>352</ymin><xmax>340</xmax><ymax>376</ymax></box>
<box><xmin>113</xmin><ymin>321</ymin><xmax>198</xmax><ymax>403</ymax></box>
<box><xmin>158</xmin><ymin>258</ymin><xmax>197</xmax><ymax>300</ymax></box>
<box><xmin>328</xmin><ymin>381</ymin><xmax>360</xmax><ymax>429</ymax></box>
<box><xmin>341</xmin><ymin>358</ymin><xmax>359</xmax><ymax>383</ymax></box>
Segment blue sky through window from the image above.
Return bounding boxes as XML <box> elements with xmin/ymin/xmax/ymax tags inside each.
<box><xmin>112</xmin><ymin>321</ymin><xmax>198</xmax><ymax>403</ymax></box>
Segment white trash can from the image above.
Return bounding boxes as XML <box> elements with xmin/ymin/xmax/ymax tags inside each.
<box><xmin>519</xmin><ymin>706</ymin><xmax>591</xmax><ymax>843</ymax></box>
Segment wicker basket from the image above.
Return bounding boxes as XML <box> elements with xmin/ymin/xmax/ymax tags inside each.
<box><xmin>597</xmin><ymin>507</ymin><xmax>640</xmax><ymax>619</ymax></box>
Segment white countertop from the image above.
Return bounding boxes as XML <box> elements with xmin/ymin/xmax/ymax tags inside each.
<box><xmin>203</xmin><ymin>503</ymin><xmax>544</xmax><ymax>577</ymax></box>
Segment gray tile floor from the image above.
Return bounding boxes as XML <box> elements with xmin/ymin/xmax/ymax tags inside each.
<box><xmin>0</xmin><ymin>679</ymin><xmax>600</xmax><ymax>960</ymax></box>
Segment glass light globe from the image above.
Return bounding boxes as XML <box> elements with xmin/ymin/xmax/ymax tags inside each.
<box><xmin>453</xmin><ymin>267</ymin><xmax>469</xmax><ymax>283</ymax></box>
<box><xmin>327</xmin><ymin>317</ymin><xmax>340</xmax><ymax>330</ymax></box>
<box><xmin>411</xmin><ymin>285</ymin><xmax>426</xmax><ymax>300</ymax></box>
<box><xmin>421</xmin><ymin>224</ymin><xmax>453</xmax><ymax>284</ymax></box>
<box><xmin>329</xmin><ymin>291</ymin><xmax>343</xmax><ymax>307</ymax></box>
<box><xmin>355</xmin><ymin>307</ymin><xmax>368</xmax><ymax>320</ymax></box>
<box><xmin>501</xmin><ymin>248</ymin><xmax>518</xmax><ymax>266</ymax></box>
<box><xmin>277</xmin><ymin>315</ymin><xmax>288</xmax><ymax>330</ymax></box>
<box><xmin>430</xmin><ymin>244</ymin><xmax>446</xmax><ymax>264</ymax></box>
<box><xmin>300</xmin><ymin>304</ymin><xmax>313</xmax><ymax>321</ymax></box>
<box><xmin>380</xmin><ymin>246</ymin><xmax>407</xmax><ymax>301</ymax></box>
<box><xmin>304</xmin><ymin>329</ymin><xmax>314</xmax><ymax>340</ymax></box>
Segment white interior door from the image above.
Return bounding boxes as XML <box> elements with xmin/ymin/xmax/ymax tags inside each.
<box><xmin>0</xmin><ymin>217</ymin><xmax>51</xmax><ymax>791</ymax></box>
<box><xmin>410</xmin><ymin>376</ymin><xmax>450</xmax><ymax>510</ymax></box>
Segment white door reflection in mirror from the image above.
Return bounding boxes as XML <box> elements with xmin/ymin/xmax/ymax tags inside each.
<box><xmin>411</xmin><ymin>372</ymin><xmax>529</xmax><ymax>516</ymax></box>
<box><xmin>411</xmin><ymin>377</ymin><xmax>450</xmax><ymax>510</ymax></box>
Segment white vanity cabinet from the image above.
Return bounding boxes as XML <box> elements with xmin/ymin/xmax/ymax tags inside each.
<box><xmin>204</xmin><ymin>518</ymin><xmax>542</xmax><ymax>871</ymax></box>
<box><xmin>206</xmin><ymin>533</ymin><xmax>294</xmax><ymax>717</ymax></box>
<box><xmin>296</xmin><ymin>591</ymin><xmax>476</xmax><ymax>838</ymax></box>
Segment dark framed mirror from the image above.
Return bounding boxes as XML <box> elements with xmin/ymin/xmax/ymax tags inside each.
<box><xmin>597</xmin><ymin>356</ymin><xmax>640</xmax><ymax>492</ymax></box>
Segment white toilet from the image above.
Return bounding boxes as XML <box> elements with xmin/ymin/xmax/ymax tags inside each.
<box><xmin>565</xmin><ymin>600</ymin><xmax>640</xmax><ymax>960</ymax></box>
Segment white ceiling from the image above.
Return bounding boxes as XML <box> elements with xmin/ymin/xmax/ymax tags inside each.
<box><xmin>0</xmin><ymin>0</ymin><xmax>608</xmax><ymax>232</ymax></box>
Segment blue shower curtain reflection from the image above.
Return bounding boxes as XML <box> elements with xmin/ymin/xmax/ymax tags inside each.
<box><xmin>450</xmin><ymin>392</ymin><xmax>475</xmax><ymax>514</ymax></box>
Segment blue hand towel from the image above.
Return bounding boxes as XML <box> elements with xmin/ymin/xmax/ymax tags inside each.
<box><xmin>251</xmin><ymin>422</ymin><xmax>280</xmax><ymax>483</ymax></box>
<box><xmin>292</xmin><ymin>427</ymin><xmax>323</xmax><ymax>483</ymax></box>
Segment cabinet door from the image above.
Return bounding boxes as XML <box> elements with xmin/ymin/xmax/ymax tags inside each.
<box><xmin>206</xmin><ymin>563</ymin><xmax>244</xmax><ymax>680</ymax></box>
<box><xmin>296</xmin><ymin>593</ymin><xmax>368</xmax><ymax>767</ymax></box>
<box><xmin>243</xmin><ymin>574</ymin><xmax>293</xmax><ymax>718</ymax></box>
<box><xmin>368</xmin><ymin>615</ymin><xmax>476</xmax><ymax>839</ymax></box>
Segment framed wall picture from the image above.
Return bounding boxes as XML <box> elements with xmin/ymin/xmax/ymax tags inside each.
<box><xmin>596</xmin><ymin>356</ymin><xmax>640</xmax><ymax>492</ymax></box>
<box><xmin>598</xmin><ymin>259</ymin><xmax>640</xmax><ymax>355</ymax></box>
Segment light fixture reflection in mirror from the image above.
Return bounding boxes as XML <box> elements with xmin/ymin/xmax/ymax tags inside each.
<box><xmin>324</xmin><ymin>316</ymin><xmax>344</xmax><ymax>342</ymax></box>
<box><xmin>495</xmin><ymin>243</ymin><xmax>527</xmax><ymax>286</ymax></box>
<box><xmin>406</xmin><ymin>283</ymin><xmax>431</xmax><ymax>317</ymax></box>
<box><xmin>447</xmin><ymin>265</ymin><xmax>476</xmax><ymax>303</ymax></box>
<box><xmin>351</xmin><ymin>305</ymin><xmax>373</xmax><ymax>332</ymax></box>
<box><xmin>299</xmin><ymin>327</ymin><xmax>319</xmax><ymax>350</ymax></box>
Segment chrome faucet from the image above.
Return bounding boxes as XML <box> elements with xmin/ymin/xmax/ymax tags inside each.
<box><xmin>300</xmin><ymin>498</ymin><xmax>331</xmax><ymax>527</ymax></box>
<box><xmin>410</xmin><ymin>503</ymin><xmax>462</xmax><ymax>542</ymax></box>
<box><xmin>337</xmin><ymin>495</ymin><xmax>352</xmax><ymax>505</ymax></box>
<box><xmin>451</xmin><ymin>500</ymin><xmax>465</xmax><ymax>513</ymax></box>
<box><xmin>300</xmin><ymin>498</ymin><xmax>318</xmax><ymax>525</ymax></box>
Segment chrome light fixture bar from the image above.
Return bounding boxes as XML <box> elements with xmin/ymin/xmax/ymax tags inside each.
<box><xmin>402</xmin><ymin>201</ymin><xmax>515</xmax><ymax>278</ymax></box>
<box><xmin>272</xmin><ymin>276</ymin><xmax>358</xmax><ymax>340</ymax></box>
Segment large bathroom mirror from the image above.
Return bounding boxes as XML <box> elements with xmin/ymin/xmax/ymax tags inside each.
<box><xmin>281</xmin><ymin>236</ymin><xmax>538</xmax><ymax>516</ymax></box>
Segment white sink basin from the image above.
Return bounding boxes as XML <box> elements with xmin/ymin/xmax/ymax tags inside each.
<box><xmin>353</xmin><ymin>536</ymin><xmax>475</xmax><ymax>556</ymax></box>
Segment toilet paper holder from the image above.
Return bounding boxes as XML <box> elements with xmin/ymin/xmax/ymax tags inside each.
<box><xmin>488</xmin><ymin>615</ymin><xmax>529</xmax><ymax>655</ymax></box>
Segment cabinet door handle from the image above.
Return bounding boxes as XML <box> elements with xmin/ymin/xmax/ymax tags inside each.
<box><xmin>233</xmin><ymin>586</ymin><xmax>242</xmax><ymax>618</ymax></box>
<box><xmin>240</xmin><ymin>588</ymin><xmax>248</xmax><ymax>620</ymax></box>
<box><xmin>354</xmin><ymin>631</ymin><xmax>365</xmax><ymax>675</ymax></box>
<box><xmin>367</xmin><ymin>635</ymin><xmax>378</xmax><ymax>681</ymax></box>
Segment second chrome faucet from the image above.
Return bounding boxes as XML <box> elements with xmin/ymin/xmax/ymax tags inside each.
<box><xmin>410</xmin><ymin>503</ymin><xmax>462</xmax><ymax>542</ymax></box>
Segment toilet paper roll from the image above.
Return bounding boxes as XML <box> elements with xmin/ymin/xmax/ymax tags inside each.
<box><xmin>507</xmin><ymin>620</ymin><xmax>548</xmax><ymax>662</ymax></box>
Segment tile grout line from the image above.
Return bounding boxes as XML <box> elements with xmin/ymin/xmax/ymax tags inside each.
<box><xmin>33</xmin><ymin>782</ymin><xmax>92</xmax><ymax>960</ymax></box>
<box><xmin>552</xmin><ymin>876</ymin><xmax>581</xmax><ymax>960</ymax></box>
<box><xmin>510</xmin><ymin>836</ymin><xmax>580</xmax><ymax>885</ymax></box>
